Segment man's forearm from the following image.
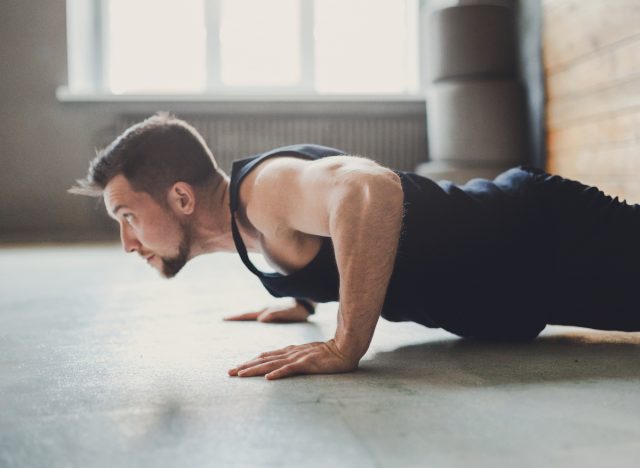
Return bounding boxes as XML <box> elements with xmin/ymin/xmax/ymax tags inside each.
<box><xmin>329</xmin><ymin>172</ymin><xmax>404</xmax><ymax>361</ymax></box>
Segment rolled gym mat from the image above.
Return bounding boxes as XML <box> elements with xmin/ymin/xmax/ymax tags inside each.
<box><xmin>428</xmin><ymin>4</ymin><xmax>516</xmax><ymax>82</ymax></box>
<box><xmin>426</xmin><ymin>80</ymin><xmax>527</xmax><ymax>165</ymax></box>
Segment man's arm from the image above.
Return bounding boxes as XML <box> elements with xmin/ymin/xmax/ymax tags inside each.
<box><xmin>228</xmin><ymin>155</ymin><xmax>404</xmax><ymax>379</ymax></box>
<box><xmin>325</xmin><ymin>165</ymin><xmax>404</xmax><ymax>360</ymax></box>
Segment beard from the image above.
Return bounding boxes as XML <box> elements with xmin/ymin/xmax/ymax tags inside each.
<box><xmin>159</xmin><ymin>222</ymin><xmax>192</xmax><ymax>279</ymax></box>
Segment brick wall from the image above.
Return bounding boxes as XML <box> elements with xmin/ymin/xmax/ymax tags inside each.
<box><xmin>543</xmin><ymin>0</ymin><xmax>640</xmax><ymax>202</ymax></box>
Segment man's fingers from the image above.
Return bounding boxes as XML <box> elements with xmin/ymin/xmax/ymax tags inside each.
<box><xmin>236</xmin><ymin>358</ymin><xmax>293</xmax><ymax>377</ymax></box>
<box><xmin>223</xmin><ymin>310</ymin><xmax>263</xmax><ymax>321</ymax></box>
<box><xmin>228</xmin><ymin>343</ymin><xmax>323</xmax><ymax>377</ymax></box>
<box><xmin>257</xmin><ymin>309</ymin><xmax>308</xmax><ymax>323</ymax></box>
<box><xmin>230</xmin><ymin>357</ymin><xmax>269</xmax><ymax>374</ymax></box>
<box><xmin>228</xmin><ymin>341</ymin><xmax>356</xmax><ymax>379</ymax></box>
<box><xmin>257</xmin><ymin>310</ymin><xmax>286</xmax><ymax>322</ymax></box>
<box><xmin>258</xmin><ymin>343</ymin><xmax>313</xmax><ymax>358</ymax></box>
<box><xmin>227</xmin><ymin>349</ymin><xmax>292</xmax><ymax>374</ymax></box>
<box><xmin>230</xmin><ymin>350</ymin><xmax>303</xmax><ymax>374</ymax></box>
<box><xmin>225</xmin><ymin>305</ymin><xmax>310</xmax><ymax>323</ymax></box>
<box><xmin>254</xmin><ymin>345</ymin><xmax>296</xmax><ymax>359</ymax></box>
<box><xmin>265</xmin><ymin>361</ymin><xmax>304</xmax><ymax>380</ymax></box>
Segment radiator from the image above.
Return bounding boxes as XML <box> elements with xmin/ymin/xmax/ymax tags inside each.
<box><xmin>116</xmin><ymin>109</ymin><xmax>428</xmax><ymax>173</ymax></box>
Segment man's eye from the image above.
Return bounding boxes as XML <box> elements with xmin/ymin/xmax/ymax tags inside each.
<box><xmin>123</xmin><ymin>214</ymin><xmax>134</xmax><ymax>225</ymax></box>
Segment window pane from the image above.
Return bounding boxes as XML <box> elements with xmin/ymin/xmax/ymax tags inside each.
<box><xmin>219</xmin><ymin>0</ymin><xmax>300</xmax><ymax>86</ymax></box>
<box><xmin>314</xmin><ymin>0</ymin><xmax>416</xmax><ymax>93</ymax></box>
<box><xmin>107</xmin><ymin>0</ymin><xmax>206</xmax><ymax>93</ymax></box>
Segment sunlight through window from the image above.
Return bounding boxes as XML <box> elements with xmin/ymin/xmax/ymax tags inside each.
<box><xmin>70</xmin><ymin>0</ymin><xmax>419</xmax><ymax>95</ymax></box>
<box><xmin>314</xmin><ymin>0</ymin><xmax>417</xmax><ymax>93</ymax></box>
<box><xmin>107</xmin><ymin>0</ymin><xmax>207</xmax><ymax>94</ymax></box>
<box><xmin>219</xmin><ymin>0</ymin><xmax>301</xmax><ymax>86</ymax></box>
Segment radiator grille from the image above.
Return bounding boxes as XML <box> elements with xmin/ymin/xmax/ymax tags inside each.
<box><xmin>116</xmin><ymin>112</ymin><xmax>427</xmax><ymax>173</ymax></box>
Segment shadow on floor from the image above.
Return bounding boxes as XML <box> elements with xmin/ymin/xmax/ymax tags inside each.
<box><xmin>362</xmin><ymin>330</ymin><xmax>640</xmax><ymax>387</ymax></box>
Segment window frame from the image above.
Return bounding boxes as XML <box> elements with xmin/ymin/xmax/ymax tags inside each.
<box><xmin>63</xmin><ymin>0</ymin><xmax>422</xmax><ymax>100</ymax></box>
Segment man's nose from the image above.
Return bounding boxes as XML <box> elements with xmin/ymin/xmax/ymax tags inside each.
<box><xmin>120</xmin><ymin>223</ymin><xmax>141</xmax><ymax>253</ymax></box>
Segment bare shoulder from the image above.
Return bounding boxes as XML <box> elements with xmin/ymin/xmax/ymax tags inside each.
<box><xmin>244</xmin><ymin>155</ymin><xmax>399</xmax><ymax>235</ymax></box>
<box><xmin>254</xmin><ymin>154</ymin><xmax>395</xmax><ymax>190</ymax></box>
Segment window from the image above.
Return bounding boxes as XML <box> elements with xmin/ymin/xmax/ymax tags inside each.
<box><xmin>65</xmin><ymin>0</ymin><xmax>420</xmax><ymax>96</ymax></box>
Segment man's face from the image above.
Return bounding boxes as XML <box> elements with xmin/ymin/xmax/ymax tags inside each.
<box><xmin>104</xmin><ymin>175</ymin><xmax>192</xmax><ymax>278</ymax></box>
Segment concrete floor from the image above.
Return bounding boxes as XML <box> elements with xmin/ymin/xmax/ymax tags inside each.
<box><xmin>1</xmin><ymin>244</ymin><xmax>639</xmax><ymax>468</ymax></box>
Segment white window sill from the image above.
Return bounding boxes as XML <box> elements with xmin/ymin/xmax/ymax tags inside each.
<box><xmin>56</xmin><ymin>86</ymin><xmax>426</xmax><ymax>104</ymax></box>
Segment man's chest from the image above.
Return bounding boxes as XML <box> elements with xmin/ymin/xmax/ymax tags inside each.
<box><xmin>258</xmin><ymin>229</ymin><xmax>324</xmax><ymax>275</ymax></box>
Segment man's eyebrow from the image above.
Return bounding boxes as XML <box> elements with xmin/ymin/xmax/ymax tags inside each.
<box><xmin>112</xmin><ymin>204</ymin><xmax>129</xmax><ymax>216</ymax></box>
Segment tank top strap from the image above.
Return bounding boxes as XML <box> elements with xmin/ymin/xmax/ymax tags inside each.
<box><xmin>230</xmin><ymin>212</ymin><xmax>264</xmax><ymax>277</ymax></box>
<box><xmin>228</xmin><ymin>144</ymin><xmax>347</xmax><ymax>278</ymax></box>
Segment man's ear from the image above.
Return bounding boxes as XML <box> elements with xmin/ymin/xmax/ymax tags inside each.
<box><xmin>167</xmin><ymin>182</ymin><xmax>196</xmax><ymax>215</ymax></box>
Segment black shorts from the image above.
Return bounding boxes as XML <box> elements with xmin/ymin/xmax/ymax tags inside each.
<box><xmin>453</xmin><ymin>165</ymin><xmax>640</xmax><ymax>340</ymax></box>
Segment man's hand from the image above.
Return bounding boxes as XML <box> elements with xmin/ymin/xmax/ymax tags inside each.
<box><xmin>228</xmin><ymin>339</ymin><xmax>359</xmax><ymax>380</ymax></box>
<box><xmin>223</xmin><ymin>303</ymin><xmax>310</xmax><ymax>323</ymax></box>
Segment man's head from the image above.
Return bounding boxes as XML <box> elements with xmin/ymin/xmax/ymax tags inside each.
<box><xmin>69</xmin><ymin>113</ymin><xmax>223</xmax><ymax>278</ymax></box>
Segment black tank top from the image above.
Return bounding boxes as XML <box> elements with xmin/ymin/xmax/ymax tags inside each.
<box><xmin>229</xmin><ymin>144</ymin><xmax>343</xmax><ymax>303</ymax></box>
<box><xmin>229</xmin><ymin>144</ymin><xmax>545</xmax><ymax>332</ymax></box>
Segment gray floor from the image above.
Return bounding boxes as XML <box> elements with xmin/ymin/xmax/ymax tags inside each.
<box><xmin>1</xmin><ymin>244</ymin><xmax>639</xmax><ymax>468</ymax></box>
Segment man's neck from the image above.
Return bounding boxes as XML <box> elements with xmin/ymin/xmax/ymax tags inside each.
<box><xmin>188</xmin><ymin>176</ymin><xmax>260</xmax><ymax>257</ymax></box>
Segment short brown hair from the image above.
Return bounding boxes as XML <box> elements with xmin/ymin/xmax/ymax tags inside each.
<box><xmin>69</xmin><ymin>112</ymin><xmax>221</xmax><ymax>201</ymax></box>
